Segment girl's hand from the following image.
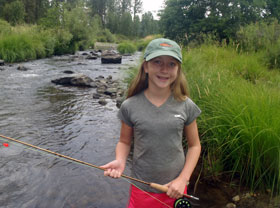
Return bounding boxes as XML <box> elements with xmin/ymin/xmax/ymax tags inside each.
<box><xmin>164</xmin><ymin>177</ymin><xmax>187</xmax><ymax>199</ymax></box>
<box><xmin>100</xmin><ymin>160</ymin><xmax>125</xmax><ymax>178</ymax></box>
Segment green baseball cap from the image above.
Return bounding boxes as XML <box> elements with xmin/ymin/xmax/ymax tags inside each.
<box><xmin>144</xmin><ymin>38</ymin><xmax>182</xmax><ymax>63</ymax></box>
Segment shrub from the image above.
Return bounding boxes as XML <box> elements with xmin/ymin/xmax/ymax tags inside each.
<box><xmin>236</xmin><ymin>20</ymin><xmax>280</xmax><ymax>52</ymax></box>
<box><xmin>117</xmin><ymin>42</ymin><xmax>136</xmax><ymax>55</ymax></box>
<box><xmin>53</xmin><ymin>29</ymin><xmax>74</xmax><ymax>55</ymax></box>
<box><xmin>0</xmin><ymin>19</ymin><xmax>12</xmax><ymax>36</ymax></box>
<box><xmin>2</xmin><ymin>0</ymin><xmax>25</xmax><ymax>26</ymax></box>
<box><xmin>136</xmin><ymin>39</ymin><xmax>149</xmax><ymax>51</ymax></box>
<box><xmin>96</xmin><ymin>29</ymin><xmax>116</xmax><ymax>43</ymax></box>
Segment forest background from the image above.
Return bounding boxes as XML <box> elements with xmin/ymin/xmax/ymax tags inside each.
<box><xmin>0</xmin><ymin>0</ymin><xmax>280</xmax><ymax>203</ymax></box>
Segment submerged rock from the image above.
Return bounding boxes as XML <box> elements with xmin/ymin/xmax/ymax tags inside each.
<box><xmin>17</xmin><ymin>65</ymin><xmax>30</xmax><ymax>71</ymax></box>
<box><xmin>98</xmin><ymin>98</ymin><xmax>107</xmax><ymax>105</ymax></box>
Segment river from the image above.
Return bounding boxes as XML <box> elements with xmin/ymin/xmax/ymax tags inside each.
<box><xmin>0</xmin><ymin>51</ymin><xmax>142</xmax><ymax>208</ymax></box>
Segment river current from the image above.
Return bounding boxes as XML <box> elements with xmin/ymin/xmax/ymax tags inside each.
<box><xmin>0</xmin><ymin>51</ymin><xmax>142</xmax><ymax>208</ymax></box>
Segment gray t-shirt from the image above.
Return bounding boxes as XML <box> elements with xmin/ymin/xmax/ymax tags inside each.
<box><xmin>118</xmin><ymin>91</ymin><xmax>201</xmax><ymax>192</ymax></box>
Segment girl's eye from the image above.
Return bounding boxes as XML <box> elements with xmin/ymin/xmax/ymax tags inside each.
<box><xmin>169</xmin><ymin>62</ymin><xmax>176</xmax><ymax>67</ymax></box>
<box><xmin>154</xmin><ymin>60</ymin><xmax>161</xmax><ymax>65</ymax></box>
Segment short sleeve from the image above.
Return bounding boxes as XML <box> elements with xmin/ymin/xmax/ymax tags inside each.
<box><xmin>117</xmin><ymin>100</ymin><xmax>133</xmax><ymax>127</ymax></box>
<box><xmin>184</xmin><ymin>98</ymin><xmax>201</xmax><ymax>125</ymax></box>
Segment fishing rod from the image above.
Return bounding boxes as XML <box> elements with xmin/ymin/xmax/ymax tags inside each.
<box><xmin>0</xmin><ymin>134</ymin><xmax>199</xmax><ymax>204</ymax></box>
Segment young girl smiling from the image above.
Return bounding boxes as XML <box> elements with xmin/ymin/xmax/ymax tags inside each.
<box><xmin>101</xmin><ymin>38</ymin><xmax>201</xmax><ymax>207</ymax></box>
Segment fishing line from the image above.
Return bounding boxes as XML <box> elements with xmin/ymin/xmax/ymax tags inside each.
<box><xmin>1</xmin><ymin>137</ymin><xmax>174</xmax><ymax>207</ymax></box>
<box><xmin>0</xmin><ymin>134</ymin><xmax>198</xmax><ymax>207</ymax></box>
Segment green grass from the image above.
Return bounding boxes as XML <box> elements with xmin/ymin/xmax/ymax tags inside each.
<box><xmin>0</xmin><ymin>33</ymin><xmax>36</xmax><ymax>62</ymax></box>
<box><xmin>183</xmin><ymin>44</ymin><xmax>280</xmax><ymax>194</ymax></box>
<box><xmin>0</xmin><ymin>25</ymin><xmax>73</xmax><ymax>62</ymax></box>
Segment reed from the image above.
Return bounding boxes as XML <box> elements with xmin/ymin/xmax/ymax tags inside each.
<box><xmin>0</xmin><ymin>25</ymin><xmax>57</xmax><ymax>62</ymax></box>
<box><xmin>183</xmin><ymin>44</ymin><xmax>280</xmax><ymax>194</ymax></box>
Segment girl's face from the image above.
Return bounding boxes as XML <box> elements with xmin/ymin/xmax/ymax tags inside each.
<box><xmin>144</xmin><ymin>55</ymin><xmax>179</xmax><ymax>90</ymax></box>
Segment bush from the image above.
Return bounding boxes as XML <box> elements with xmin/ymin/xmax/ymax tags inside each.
<box><xmin>265</xmin><ymin>39</ymin><xmax>280</xmax><ymax>70</ymax></box>
<box><xmin>96</xmin><ymin>29</ymin><xmax>116</xmax><ymax>43</ymax></box>
<box><xmin>117</xmin><ymin>42</ymin><xmax>136</xmax><ymax>54</ymax></box>
<box><xmin>2</xmin><ymin>0</ymin><xmax>25</xmax><ymax>26</ymax></box>
<box><xmin>53</xmin><ymin>29</ymin><xmax>74</xmax><ymax>55</ymax></box>
<box><xmin>0</xmin><ymin>19</ymin><xmax>12</xmax><ymax>36</ymax></box>
<box><xmin>136</xmin><ymin>39</ymin><xmax>149</xmax><ymax>51</ymax></box>
<box><xmin>236</xmin><ymin>20</ymin><xmax>280</xmax><ymax>52</ymax></box>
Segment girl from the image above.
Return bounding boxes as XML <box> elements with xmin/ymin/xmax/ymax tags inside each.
<box><xmin>101</xmin><ymin>38</ymin><xmax>201</xmax><ymax>207</ymax></box>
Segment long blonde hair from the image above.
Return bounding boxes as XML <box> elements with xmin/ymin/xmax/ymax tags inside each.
<box><xmin>127</xmin><ymin>61</ymin><xmax>189</xmax><ymax>101</ymax></box>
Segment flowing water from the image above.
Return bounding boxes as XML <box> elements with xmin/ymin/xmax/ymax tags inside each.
<box><xmin>0</xmin><ymin>52</ymin><xmax>142</xmax><ymax>208</ymax></box>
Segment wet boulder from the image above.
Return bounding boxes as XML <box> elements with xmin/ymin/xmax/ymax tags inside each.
<box><xmin>51</xmin><ymin>74</ymin><xmax>96</xmax><ymax>87</ymax></box>
<box><xmin>101</xmin><ymin>50</ymin><xmax>122</xmax><ymax>64</ymax></box>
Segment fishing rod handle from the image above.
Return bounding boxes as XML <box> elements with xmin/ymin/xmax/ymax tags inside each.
<box><xmin>150</xmin><ymin>183</ymin><xmax>199</xmax><ymax>200</ymax></box>
<box><xmin>150</xmin><ymin>183</ymin><xmax>168</xmax><ymax>192</ymax></box>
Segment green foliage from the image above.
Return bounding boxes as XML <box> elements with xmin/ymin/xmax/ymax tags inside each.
<box><xmin>0</xmin><ymin>19</ymin><xmax>12</xmax><ymax>35</ymax></box>
<box><xmin>136</xmin><ymin>39</ymin><xmax>149</xmax><ymax>51</ymax></box>
<box><xmin>0</xmin><ymin>33</ymin><xmax>36</xmax><ymax>62</ymax></box>
<box><xmin>38</xmin><ymin>6</ymin><xmax>62</xmax><ymax>28</ymax></box>
<box><xmin>96</xmin><ymin>29</ymin><xmax>116</xmax><ymax>43</ymax></box>
<box><xmin>236</xmin><ymin>20</ymin><xmax>280</xmax><ymax>52</ymax></box>
<box><xmin>2</xmin><ymin>0</ymin><xmax>25</xmax><ymax>26</ymax></box>
<box><xmin>119</xmin><ymin>12</ymin><xmax>133</xmax><ymax>37</ymax></box>
<box><xmin>117</xmin><ymin>42</ymin><xmax>136</xmax><ymax>54</ymax></box>
<box><xmin>34</xmin><ymin>28</ymin><xmax>56</xmax><ymax>57</ymax></box>
<box><xmin>265</xmin><ymin>39</ymin><xmax>280</xmax><ymax>69</ymax></box>
<box><xmin>235</xmin><ymin>20</ymin><xmax>280</xmax><ymax>70</ymax></box>
<box><xmin>159</xmin><ymin>0</ymin><xmax>266</xmax><ymax>43</ymax></box>
<box><xmin>0</xmin><ymin>25</ymin><xmax>59</xmax><ymax>62</ymax></box>
<box><xmin>64</xmin><ymin>7</ymin><xmax>95</xmax><ymax>50</ymax></box>
<box><xmin>140</xmin><ymin>12</ymin><xmax>159</xmax><ymax>38</ymax></box>
<box><xmin>53</xmin><ymin>29</ymin><xmax>74</xmax><ymax>55</ymax></box>
<box><xmin>183</xmin><ymin>45</ymin><xmax>280</xmax><ymax>194</ymax></box>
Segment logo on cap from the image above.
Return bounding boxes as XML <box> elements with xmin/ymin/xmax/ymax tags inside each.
<box><xmin>160</xmin><ymin>43</ymin><xmax>172</xmax><ymax>47</ymax></box>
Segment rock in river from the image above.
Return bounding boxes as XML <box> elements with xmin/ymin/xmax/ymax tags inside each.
<box><xmin>101</xmin><ymin>50</ymin><xmax>122</xmax><ymax>64</ymax></box>
<box><xmin>51</xmin><ymin>74</ymin><xmax>96</xmax><ymax>87</ymax></box>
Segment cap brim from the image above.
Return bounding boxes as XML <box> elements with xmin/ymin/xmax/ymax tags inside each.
<box><xmin>145</xmin><ymin>50</ymin><xmax>182</xmax><ymax>63</ymax></box>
